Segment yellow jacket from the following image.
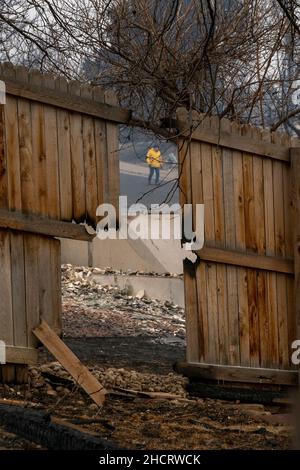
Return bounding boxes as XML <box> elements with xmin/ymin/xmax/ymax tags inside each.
<box><xmin>146</xmin><ymin>148</ymin><xmax>162</xmax><ymax>168</ymax></box>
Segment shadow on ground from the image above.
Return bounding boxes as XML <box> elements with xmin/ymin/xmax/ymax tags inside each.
<box><xmin>38</xmin><ymin>336</ymin><xmax>186</xmax><ymax>375</ymax></box>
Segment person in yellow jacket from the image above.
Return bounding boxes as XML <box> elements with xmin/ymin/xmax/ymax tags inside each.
<box><xmin>146</xmin><ymin>145</ymin><xmax>162</xmax><ymax>185</ymax></box>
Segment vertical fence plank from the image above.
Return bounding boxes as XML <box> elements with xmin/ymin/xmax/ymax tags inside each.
<box><xmin>6</xmin><ymin>65</ymin><xmax>21</xmax><ymax>207</ymax></box>
<box><xmin>10</xmin><ymin>232</ymin><xmax>27</xmax><ymax>347</ymax></box>
<box><xmin>184</xmin><ymin>260</ymin><xmax>200</xmax><ymax>362</ymax></box>
<box><xmin>5</xmin><ymin>94</ymin><xmax>22</xmax><ymax>212</ymax></box>
<box><xmin>43</xmin><ymin>74</ymin><xmax>60</xmax><ymax>220</ymax></box>
<box><xmin>272</xmin><ymin>133</ymin><xmax>289</xmax><ymax>369</ymax></box>
<box><xmin>242</xmin><ymin>127</ymin><xmax>260</xmax><ymax>367</ymax></box>
<box><xmin>55</xmin><ymin>77</ymin><xmax>72</xmax><ymax>221</ymax></box>
<box><xmin>69</xmin><ymin>81</ymin><xmax>86</xmax><ymax>222</ymax></box>
<box><xmin>94</xmin><ymin>119</ymin><xmax>108</xmax><ymax>206</ymax></box>
<box><xmin>179</xmin><ymin>139</ymin><xmax>200</xmax><ymax>361</ymax></box>
<box><xmin>0</xmin><ymin>82</ymin><xmax>8</xmax><ymax>210</ymax></box>
<box><xmin>252</xmin><ymin>130</ymin><xmax>267</xmax><ymax>368</ymax></box>
<box><xmin>232</xmin><ymin>123</ymin><xmax>250</xmax><ymax>367</ymax></box>
<box><xmin>50</xmin><ymin>238</ymin><xmax>62</xmax><ymax>335</ymax></box>
<box><xmin>242</xmin><ymin>145</ymin><xmax>256</xmax><ymax>253</ymax></box>
<box><xmin>196</xmin><ymin>261</ymin><xmax>209</xmax><ymax>362</ymax></box>
<box><xmin>0</xmin><ymin>229</ymin><xmax>13</xmax><ymax>344</ymax></box>
<box><xmin>190</xmin><ymin>141</ymin><xmax>205</xmax><ymax>361</ymax></box>
<box><xmin>24</xmin><ymin>234</ymin><xmax>40</xmax><ymax>348</ymax></box>
<box><xmin>210</xmin><ymin>122</ymin><xmax>229</xmax><ymax>365</ymax></box>
<box><xmin>222</xmin><ymin>120</ymin><xmax>240</xmax><ymax>366</ymax></box>
<box><xmin>211</xmin><ymin>119</ymin><xmax>225</xmax><ymax>248</ymax></box>
<box><xmin>216</xmin><ymin>263</ymin><xmax>229</xmax><ymax>364</ymax></box>
<box><xmin>29</xmin><ymin>70</ymin><xmax>47</xmax><ymax>216</ymax></box>
<box><xmin>105</xmin><ymin>90</ymin><xmax>120</xmax><ymax>214</ymax></box>
<box><xmin>83</xmin><ymin>125</ymin><xmax>98</xmax><ymax>223</ymax></box>
<box><xmin>201</xmin><ymin>140</ymin><xmax>219</xmax><ymax>363</ymax></box>
<box><xmin>37</xmin><ymin>237</ymin><xmax>52</xmax><ymax>327</ymax></box>
<box><xmin>81</xmin><ymin>85</ymin><xmax>98</xmax><ymax>224</ymax></box>
<box><xmin>201</xmin><ymin>142</ymin><xmax>215</xmax><ymax>244</ymax></box>
<box><xmin>246</xmin><ymin>267</ymin><xmax>260</xmax><ymax>367</ymax></box>
<box><xmin>261</xmin><ymin>131</ymin><xmax>278</xmax><ymax>368</ymax></box>
<box><xmin>16</xmin><ymin>66</ymin><xmax>36</xmax><ymax>215</ymax></box>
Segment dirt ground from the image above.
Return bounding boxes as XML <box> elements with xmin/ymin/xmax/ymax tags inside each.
<box><xmin>0</xmin><ymin>265</ymin><xmax>293</xmax><ymax>450</ymax></box>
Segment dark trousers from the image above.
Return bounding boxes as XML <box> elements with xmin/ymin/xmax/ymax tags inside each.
<box><xmin>148</xmin><ymin>166</ymin><xmax>160</xmax><ymax>184</ymax></box>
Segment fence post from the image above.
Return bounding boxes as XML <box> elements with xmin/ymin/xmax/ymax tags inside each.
<box><xmin>291</xmin><ymin>147</ymin><xmax>300</xmax><ymax>448</ymax></box>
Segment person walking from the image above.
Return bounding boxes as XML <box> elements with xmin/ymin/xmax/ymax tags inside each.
<box><xmin>146</xmin><ymin>144</ymin><xmax>162</xmax><ymax>185</ymax></box>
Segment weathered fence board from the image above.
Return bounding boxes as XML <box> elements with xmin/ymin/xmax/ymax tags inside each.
<box><xmin>177</xmin><ymin>109</ymin><xmax>299</xmax><ymax>384</ymax></box>
<box><xmin>0</xmin><ymin>64</ymin><xmax>122</xmax><ymax>383</ymax></box>
<box><xmin>0</xmin><ymin>229</ymin><xmax>62</xmax><ymax>347</ymax></box>
<box><xmin>0</xmin><ymin>63</ymin><xmax>122</xmax><ymax>225</ymax></box>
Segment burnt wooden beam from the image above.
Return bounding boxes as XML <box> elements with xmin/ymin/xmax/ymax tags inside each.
<box><xmin>0</xmin><ymin>404</ymin><xmax>118</xmax><ymax>450</ymax></box>
<box><xmin>186</xmin><ymin>381</ymin><xmax>289</xmax><ymax>404</ymax></box>
<box><xmin>175</xmin><ymin>362</ymin><xmax>298</xmax><ymax>386</ymax></box>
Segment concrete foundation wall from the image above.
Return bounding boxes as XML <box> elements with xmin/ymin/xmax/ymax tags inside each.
<box><xmin>89</xmin><ymin>273</ymin><xmax>184</xmax><ymax>307</ymax></box>
<box><xmin>61</xmin><ymin>214</ymin><xmax>184</xmax><ymax>274</ymax></box>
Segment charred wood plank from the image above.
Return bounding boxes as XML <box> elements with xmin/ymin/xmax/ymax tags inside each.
<box><xmin>0</xmin><ymin>404</ymin><xmax>118</xmax><ymax>450</ymax></box>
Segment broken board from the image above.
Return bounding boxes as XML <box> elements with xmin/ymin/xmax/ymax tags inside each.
<box><xmin>33</xmin><ymin>320</ymin><xmax>106</xmax><ymax>406</ymax></box>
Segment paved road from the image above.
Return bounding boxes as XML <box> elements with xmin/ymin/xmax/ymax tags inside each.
<box><xmin>120</xmin><ymin>172</ymin><xmax>179</xmax><ymax>207</ymax></box>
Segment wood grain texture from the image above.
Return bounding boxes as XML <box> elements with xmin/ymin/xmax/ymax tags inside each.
<box><xmin>24</xmin><ymin>234</ymin><xmax>40</xmax><ymax>348</ymax></box>
<box><xmin>180</xmin><ymin>114</ymin><xmax>298</xmax><ymax>377</ymax></box>
<box><xmin>6</xmin><ymin>346</ymin><xmax>37</xmax><ymax>365</ymax></box>
<box><xmin>2</xmin><ymin>77</ymin><xmax>130</xmax><ymax>124</ymax></box>
<box><xmin>56</xmin><ymin>78</ymin><xmax>72</xmax><ymax>221</ymax></box>
<box><xmin>1</xmin><ymin>65</ymin><xmax>120</xmax><ymax>226</ymax></box>
<box><xmin>10</xmin><ymin>232</ymin><xmax>27</xmax><ymax>347</ymax></box>
<box><xmin>30</xmin><ymin>71</ymin><xmax>47</xmax><ymax>216</ymax></box>
<box><xmin>183</xmin><ymin>260</ymin><xmax>200</xmax><ymax>363</ymax></box>
<box><xmin>83</xmin><ymin>116</ymin><xmax>98</xmax><ymax>224</ymax></box>
<box><xmin>0</xmin><ymin>105</ymin><xmax>7</xmax><ymax>210</ymax></box>
<box><xmin>196</xmin><ymin>245</ymin><xmax>293</xmax><ymax>273</ymax></box>
<box><xmin>5</xmin><ymin>96</ymin><xmax>21</xmax><ymax>211</ymax></box>
<box><xmin>222</xmin><ymin>120</ymin><xmax>239</xmax><ymax>366</ymax></box>
<box><xmin>0</xmin><ymin>66</ymin><xmax>122</xmax><ymax>378</ymax></box>
<box><xmin>176</xmin><ymin>109</ymin><xmax>290</xmax><ymax>161</ymax></box>
<box><xmin>179</xmin><ymin>139</ymin><xmax>199</xmax><ymax>362</ymax></box>
<box><xmin>105</xmin><ymin>90</ymin><xmax>120</xmax><ymax>213</ymax></box>
<box><xmin>231</xmin><ymin>123</ymin><xmax>249</xmax><ymax>367</ymax></box>
<box><xmin>195</xmin><ymin>262</ymin><xmax>208</xmax><ymax>362</ymax></box>
<box><xmin>43</xmin><ymin>74</ymin><xmax>60</xmax><ymax>220</ymax></box>
<box><xmin>49</xmin><ymin>238</ymin><xmax>62</xmax><ymax>335</ymax></box>
<box><xmin>0</xmin><ymin>230</ymin><xmax>13</xmax><ymax>344</ymax></box>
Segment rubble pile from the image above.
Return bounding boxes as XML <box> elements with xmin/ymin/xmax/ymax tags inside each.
<box><xmin>27</xmin><ymin>362</ymin><xmax>188</xmax><ymax>398</ymax></box>
<box><xmin>0</xmin><ymin>265</ymin><xmax>292</xmax><ymax>450</ymax></box>
<box><xmin>61</xmin><ymin>264</ymin><xmax>185</xmax><ymax>342</ymax></box>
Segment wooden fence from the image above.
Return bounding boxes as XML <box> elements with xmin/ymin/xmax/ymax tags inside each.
<box><xmin>0</xmin><ymin>64</ymin><xmax>128</xmax><ymax>382</ymax></box>
<box><xmin>176</xmin><ymin>109</ymin><xmax>299</xmax><ymax>387</ymax></box>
